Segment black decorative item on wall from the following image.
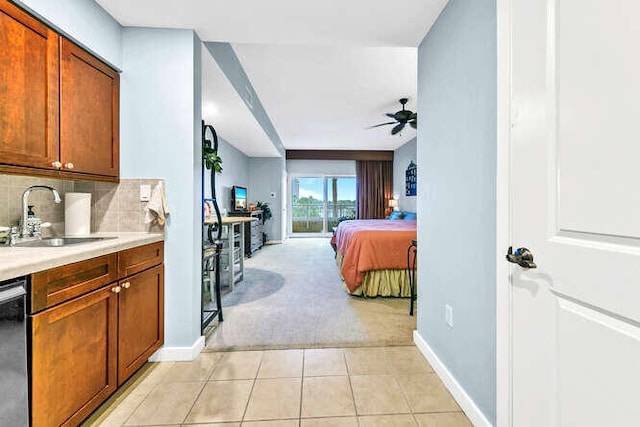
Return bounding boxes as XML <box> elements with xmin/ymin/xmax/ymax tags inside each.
<box><xmin>202</xmin><ymin>120</ymin><xmax>224</xmax><ymax>330</ymax></box>
<box><xmin>405</xmin><ymin>161</ymin><xmax>417</xmax><ymax>196</ymax></box>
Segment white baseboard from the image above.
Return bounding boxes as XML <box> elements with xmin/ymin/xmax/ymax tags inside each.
<box><xmin>148</xmin><ymin>335</ymin><xmax>205</xmax><ymax>362</ymax></box>
<box><xmin>265</xmin><ymin>240</ymin><xmax>282</xmax><ymax>245</ymax></box>
<box><xmin>413</xmin><ymin>330</ymin><xmax>493</xmax><ymax>427</ymax></box>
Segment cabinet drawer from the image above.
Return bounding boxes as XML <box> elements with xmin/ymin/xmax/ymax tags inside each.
<box><xmin>31</xmin><ymin>254</ymin><xmax>118</xmax><ymax>313</ymax></box>
<box><xmin>118</xmin><ymin>241</ymin><xmax>164</xmax><ymax>277</ymax></box>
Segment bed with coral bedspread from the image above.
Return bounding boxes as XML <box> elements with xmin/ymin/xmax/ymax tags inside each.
<box><xmin>331</xmin><ymin>219</ymin><xmax>417</xmax><ymax>297</ymax></box>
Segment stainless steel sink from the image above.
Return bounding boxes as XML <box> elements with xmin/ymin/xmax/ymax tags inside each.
<box><xmin>12</xmin><ymin>237</ymin><xmax>116</xmax><ymax>247</ymax></box>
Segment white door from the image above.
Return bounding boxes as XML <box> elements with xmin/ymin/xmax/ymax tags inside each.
<box><xmin>509</xmin><ymin>1</ymin><xmax>640</xmax><ymax>426</ymax></box>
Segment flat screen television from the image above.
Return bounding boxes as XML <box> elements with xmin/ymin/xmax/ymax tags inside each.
<box><xmin>232</xmin><ymin>186</ymin><xmax>248</xmax><ymax>212</ymax></box>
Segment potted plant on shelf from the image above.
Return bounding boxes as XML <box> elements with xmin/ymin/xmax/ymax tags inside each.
<box><xmin>255</xmin><ymin>201</ymin><xmax>272</xmax><ymax>244</ymax></box>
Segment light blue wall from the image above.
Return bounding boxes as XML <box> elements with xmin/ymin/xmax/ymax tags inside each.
<box><xmin>416</xmin><ymin>0</ymin><xmax>497</xmax><ymax>424</ymax></box>
<box><xmin>13</xmin><ymin>0</ymin><xmax>122</xmax><ymax>69</ymax></box>
<box><xmin>393</xmin><ymin>137</ymin><xmax>417</xmax><ymax>212</ymax></box>
<box><xmin>204</xmin><ymin>42</ymin><xmax>285</xmax><ymax>156</ymax></box>
<box><xmin>120</xmin><ymin>28</ymin><xmax>203</xmax><ymax>348</ymax></box>
<box><xmin>249</xmin><ymin>157</ymin><xmax>286</xmax><ymax>241</ymax></box>
<box><xmin>190</xmin><ymin>32</ymin><xmax>203</xmax><ymax>343</ymax></box>
<box><xmin>204</xmin><ymin>138</ymin><xmax>251</xmax><ymax>214</ymax></box>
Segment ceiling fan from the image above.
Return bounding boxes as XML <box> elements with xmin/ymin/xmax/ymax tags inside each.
<box><xmin>368</xmin><ymin>98</ymin><xmax>417</xmax><ymax>135</ymax></box>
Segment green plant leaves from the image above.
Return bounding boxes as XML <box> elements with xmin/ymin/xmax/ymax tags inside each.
<box><xmin>256</xmin><ymin>201</ymin><xmax>272</xmax><ymax>223</ymax></box>
<box><xmin>203</xmin><ymin>145</ymin><xmax>223</xmax><ymax>173</ymax></box>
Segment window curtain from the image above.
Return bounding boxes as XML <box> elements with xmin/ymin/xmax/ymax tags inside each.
<box><xmin>356</xmin><ymin>160</ymin><xmax>393</xmax><ymax>219</ymax></box>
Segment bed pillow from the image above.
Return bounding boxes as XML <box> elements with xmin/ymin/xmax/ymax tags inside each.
<box><xmin>403</xmin><ymin>212</ymin><xmax>416</xmax><ymax>220</ymax></box>
<box><xmin>388</xmin><ymin>211</ymin><xmax>405</xmax><ymax>220</ymax></box>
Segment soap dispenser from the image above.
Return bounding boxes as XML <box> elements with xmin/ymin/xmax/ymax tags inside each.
<box><xmin>26</xmin><ymin>205</ymin><xmax>43</xmax><ymax>237</ymax></box>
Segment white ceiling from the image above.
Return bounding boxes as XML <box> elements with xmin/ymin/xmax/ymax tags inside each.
<box><xmin>233</xmin><ymin>44</ymin><xmax>418</xmax><ymax>150</ymax></box>
<box><xmin>97</xmin><ymin>0</ymin><xmax>448</xmax><ymax>155</ymax></box>
<box><xmin>201</xmin><ymin>45</ymin><xmax>280</xmax><ymax>157</ymax></box>
<box><xmin>97</xmin><ymin>0</ymin><xmax>447</xmax><ymax>47</ymax></box>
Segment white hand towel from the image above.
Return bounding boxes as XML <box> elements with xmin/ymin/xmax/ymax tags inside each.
<box><xmin>145</xmin><ymin>183</ymin><xmax>169</xmax><ymax>226</ymax></box>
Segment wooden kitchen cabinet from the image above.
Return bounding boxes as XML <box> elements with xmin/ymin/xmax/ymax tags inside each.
<box><xmin>30</xmin><ymin>284</ymin><xmax>118</xmax><ymax>427</ymax></box>
<box><xmin>30</xmin><ymin>253</ymin><xmax>118</xmax><ymax>313</ymax></box>
<box><xmin>0</xmin><ymin>0</ymin><xmax>120</xmax><ymax>181</ymax></box>
<box><xmin>29</xmin><ymin>242</ymin><xmax>164</xmax><ymax>426</ymax></box>
<box><xmin>118</xmin><ymin>264</ymin><xmax>164</xmax><ymax>385</ymax></box>
<box><xmin>0</xmin><ymin>0</ymin><xmax>60</xmax><ymax>170</ymax></box>
<box><xmin>118</xmin><ymin>241</ymin><xmax>164</xmax><ymax>278</ymax></box>
<box><xmin>60</xmin><ymin>38</ymin><xmax>119</xmax><ymax>178</ymax></box>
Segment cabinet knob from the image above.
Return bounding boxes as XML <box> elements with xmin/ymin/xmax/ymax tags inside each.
<box><xmin>51</xmin><ymin>161</ymin><xmax>62</xmax><ymax>169</ymax></box>
<box><xmin>122</xmin><ymin>282</ymin><xmax>131</xmax><ymax>289</ymax></box>
<box><xmin>64</xmin><ymin>162</ymin><xmax>74</xmax><ymax>170</ymax></box>
<box><xmin>111</xmin><ymin>285</ymin><xmax>121</xmax><ymax>293</ymax></box>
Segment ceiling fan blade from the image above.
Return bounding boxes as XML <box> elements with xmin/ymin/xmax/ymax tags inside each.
<box><xmin>367</xmin><ymin>121</ymin><xmax>397</xmax><ymax>129</ymax></box>
<box><xmin>391</xmin><ymin>122</ymin><xmax>405</xmax><ymax>135</ymax></box>
<box><xmin>386</xmin><ymin>113</ymin><xmax>398</xmax><ymax>119</ymax></box>
<box><xmin>409</xmin><ymin>120</ymin><xmax>417</xmax><ymax>129</ymax></box>
<box><xmin>410</xmin><ymin>112</ymin><xmax>417</xmax><ymax>120</ymax></box>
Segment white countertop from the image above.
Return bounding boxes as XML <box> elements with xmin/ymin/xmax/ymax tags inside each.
<box><xmin>0</xmin><ymin>232</ymin><xmax>164</xmax><ymax>281</ymax></box>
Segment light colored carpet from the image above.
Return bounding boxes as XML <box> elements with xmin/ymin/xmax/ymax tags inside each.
<box><xmin>204</xmin><ymin>238</ymin><xmax>416</xmax><ymax>351</ymax></box>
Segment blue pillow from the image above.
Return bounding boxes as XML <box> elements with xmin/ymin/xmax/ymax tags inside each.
<box><xmin>403</xmin><ymin>212</ymin><xmax>416</xmax><ymax>220</ymax></box>
<box><xmin>388</xmin><ymin>211</ymin><xmax>405</xmax><ymax>220</ymax></box>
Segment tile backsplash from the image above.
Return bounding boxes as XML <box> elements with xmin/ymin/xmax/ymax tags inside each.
<box><xmin>0</xmin><ymin>175</ymin><xmax>72</xmax><ymax>236</ymax></box>
<box><xmin>0</xmin><ymin>175</ymin><xmax>164</xmax><ymax>236</ymax></box>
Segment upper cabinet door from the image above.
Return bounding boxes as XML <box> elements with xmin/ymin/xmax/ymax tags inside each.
<box><xmin>60</xmin><ymin>38</ymin><xmax>119</xmax><ymax>177</ymax></box>
<box><xmin>0</xmin><ymin>0</ymin><xmax>59</xmax><ymax>169</ymax></box>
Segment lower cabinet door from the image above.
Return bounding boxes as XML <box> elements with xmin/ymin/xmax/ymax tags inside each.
<box><xmin>117</xmin><ymin>264</ymin><xmax>164</xmax><ymax>385</ymax></box>
<box><xmin>31</xmin><ymin>284</ymin><xmax>118</xmax><ymax>427</ymax></box>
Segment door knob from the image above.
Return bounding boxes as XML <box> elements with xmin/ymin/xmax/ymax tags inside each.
<box><xmin>506</xmin><ymin>246</ymin><xmax>537</xmax><ymax>268</ymax></box>
<box><xmin>122</xmin><ymin>282</ymin><xmax>130</xmax><ymax>289</ymax></box>
<box><xmin>64</xmin><ymin>162</ymin><xmax>74</xmax><ymax>170</ymax></box>
<box><xmin>111</xmin><ymin>285</ymin><xmax>121</xmax><ymax>293</ymax></box>
<box><xmin>50</xmin><ymin>161</ymin><xmax>62</xmax><ymax>169</ymax></box>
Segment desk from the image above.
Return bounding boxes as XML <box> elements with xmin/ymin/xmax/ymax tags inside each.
<box><xmin>204</xmin><ymin>216</ymin><xmax>256</xmax><ymax>291</ymax></box>
<box><xmin>228</xmin><ymin>211</ymin><xmax>264</xmax><ymax>256</ymax></box>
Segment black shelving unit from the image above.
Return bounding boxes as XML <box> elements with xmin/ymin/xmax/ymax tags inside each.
<box><xmin>201</xmin><ymin>226</ymin><xmax>222</xmax><ymax>332</ymax></box>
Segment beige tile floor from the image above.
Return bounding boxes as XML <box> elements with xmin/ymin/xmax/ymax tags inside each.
<box><xmin>83</xmin><ymin>346</ymin><xmax>472</xmax><ymax>427</ymax></box>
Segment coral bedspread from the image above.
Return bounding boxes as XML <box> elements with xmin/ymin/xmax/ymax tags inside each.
<box><xmin>332</xmin><ymin>219</ymin><xmax>417</xmax><ymax>292</ymax></box>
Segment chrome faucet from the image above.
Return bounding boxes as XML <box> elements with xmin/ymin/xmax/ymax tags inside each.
<box><xmin>20</xmin><ymin>185</ymin><xmax>62</xmax><ymax>238</ymax></box>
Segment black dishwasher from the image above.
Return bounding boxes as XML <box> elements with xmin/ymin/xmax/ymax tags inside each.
<box><xmin>0</xmin><ymin>276</ymin><xmax>29</xmax><ymax>426</ymax></box>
